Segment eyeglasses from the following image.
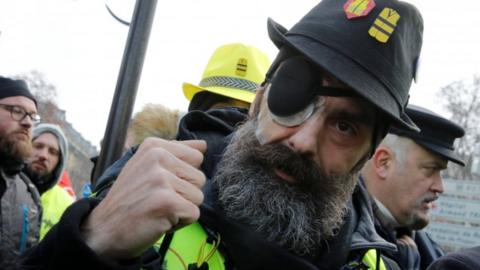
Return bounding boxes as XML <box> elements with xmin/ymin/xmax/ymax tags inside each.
<box><xmin>0</xmin><ymin>103</ymin><xmax>41</xmax><ymax>123</ymax></box>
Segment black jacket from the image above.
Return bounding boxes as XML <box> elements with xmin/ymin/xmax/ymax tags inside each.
<box><xmin>20</xmin><ymin>108</ymin><xmax>397</xmax><ymax>270</ymax></box>
<box><xmin>426</xmin><ymin>246</ymin><xmax>480</xmax><ymax>270</ymax></box>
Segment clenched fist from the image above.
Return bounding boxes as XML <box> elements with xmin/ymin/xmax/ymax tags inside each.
<box><xmin>81</xmin><ymin>138</ymin><xmax>207</xmax><ymax>260</ymax></box>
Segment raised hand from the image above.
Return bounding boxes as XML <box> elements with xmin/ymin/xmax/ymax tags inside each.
<box><xmin>81</xmin><ymin>138</ymin><xmax>207</xmax><ymax>260</ymax></box>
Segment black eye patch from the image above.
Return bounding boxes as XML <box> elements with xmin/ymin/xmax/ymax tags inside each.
<box><xmin>267</xmin><ymin>57</ymin><xmax>316</xmax><ymax>117</ymax></box>
<box><xmin>267</xmin><ymin>57</ymin><xmax>358</xmax><ymax>118</ymax></box>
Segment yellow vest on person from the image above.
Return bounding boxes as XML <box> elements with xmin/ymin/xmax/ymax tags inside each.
<box><xmin>155</xmin><ymin>222</ymin><xmax>225</xmax><ymax>270</ymax></box>
<box><xmin>39</xmin><ymin>185</ymin><xmax>75</xmax><ymax>239</ymax></box>
<box><xmin>357</xmin><ymin>249</ymin><xmax>387</xmax><ymax>270</ymax></box>
<box><xmin>153</xmin><ymin>222</ymin><xmax>387</xmax><ymax>270</ymax></box>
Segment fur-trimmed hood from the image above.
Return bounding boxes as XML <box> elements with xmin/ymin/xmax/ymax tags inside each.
<box><xmin>126</xmin><ymin>103</ymin><xmax>184</xmax><ymax>148</ymax></box>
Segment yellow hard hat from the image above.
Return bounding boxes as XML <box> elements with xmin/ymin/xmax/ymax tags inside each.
<box><xmin>182</xmin><ymin>43</ymin><xmax>271</xmax><ymax>104</ymax></box>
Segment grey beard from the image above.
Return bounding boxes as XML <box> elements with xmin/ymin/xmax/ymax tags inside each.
<box><xmin>404</xmin><ymin>193</ymin><xmax>438</xmax><ymax>230</ymax></box>
<box><xmin>213</xmin><ymin>119</ymin><xmax>361</xmax><ymax>256</ymax></box>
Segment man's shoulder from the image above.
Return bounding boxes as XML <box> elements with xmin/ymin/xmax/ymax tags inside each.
<box><xmin>18</xmin><ymin>171</ymin><xmax>42</xmax><ymax>202</ymax></box>
<box><xmin>42</xmin><ymin>185</ymin><xmax>75</xmax><ymax>205</ymax></box>
<box><xmin>428</xmin><ymin>246</ymin><xmax>480</xmax><ymax>270</ymax></box>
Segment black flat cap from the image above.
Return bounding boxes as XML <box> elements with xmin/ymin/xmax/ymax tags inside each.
<box><xmin>267</xmin><ymin>0</ymin><xmax>423</xmax><ymax>131</ymax></box>
<box><xmin>389</xmin><ymin>104</ymin><xmax>465</xmax><ymax>166</ymax></box>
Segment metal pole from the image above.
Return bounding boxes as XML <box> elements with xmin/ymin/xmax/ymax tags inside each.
<box><xmin>92</xmin><ymin>0</ymin><xmax>158</xmax><ymax>185</ymax></box>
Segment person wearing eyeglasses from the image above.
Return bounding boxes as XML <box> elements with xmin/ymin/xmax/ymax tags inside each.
<box><xmin>0</xmin><ymin>76</ymin><xmax>42</xmax><ymax>268</ymax></box>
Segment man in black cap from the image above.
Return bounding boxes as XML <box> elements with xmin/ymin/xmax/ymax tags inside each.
<box><xmin>21</xmin><ymin>0</ymin><xmax>423</xmax><ymax>269</ymax></box>
<box><xmin>0</xmin><ymin>76</ymin><xmax>42</xmax><ymax>268</ymax></box>
<box><xmin>360</xmin><ymin>104</ymin><xmax>465</xmax><ymax>270</ymax></box>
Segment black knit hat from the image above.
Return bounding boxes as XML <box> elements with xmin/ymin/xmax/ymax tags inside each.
<box><xmin>267</xmin><ymin>0</ymin><xmax>423</xmax><ymax>132</ymax></box>
<box><xmin>390</xmin><ymin>104</ymin><xmax>465</xmax><ymax>166</ymax></box>
<box><xmin>0</xmin><ymin>76</ymin><xmax>37</xmax><ymax>106</ymax></box>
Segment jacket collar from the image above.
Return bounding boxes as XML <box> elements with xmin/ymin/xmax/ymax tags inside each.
<box><xmin>350</xmin><ymin>180</ymin><xmax>397</xmax><ymax>253</ymax></box>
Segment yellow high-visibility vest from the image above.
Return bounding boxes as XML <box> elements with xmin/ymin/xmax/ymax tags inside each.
<box><xmin>153</xmin><ymin>222</ymin><xmax>387</xmax><ymax>270</ymax></box>
<box><xmin>39</xmin><ymin>185</ymin><xmax>74</xmax><ymax>239</ymax></box>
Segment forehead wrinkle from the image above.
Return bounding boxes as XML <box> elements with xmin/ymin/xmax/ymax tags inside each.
<box><xmin>35</xmin><ymin>133</ymin><xmax>60</xmax><ymax>149</ymax></box>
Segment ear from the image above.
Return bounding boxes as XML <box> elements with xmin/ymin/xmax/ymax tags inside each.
<box><xmin>372</xmin><ymin>146</ymin><xmax>393</xmax><ymax>179</ymax></box>
<box><xmin>249</xmin><ymin>85</ymin><xmax>267</xmax><ymax>117</ymax></box>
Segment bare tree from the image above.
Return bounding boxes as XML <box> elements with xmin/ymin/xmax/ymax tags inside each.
<box><xmin>14</xmin><ymin>70</ymin><xmax>58</xmax><ymax>104</ymax></box>
<box><xmin>13</xmin><ymin>70</ymin><xmax>62</xmax><ymax>124</ymax></box>
<box><xmin>438</xmin><ymin>75</ymin><xmax>480</xmax><ymax>180</ymax></box>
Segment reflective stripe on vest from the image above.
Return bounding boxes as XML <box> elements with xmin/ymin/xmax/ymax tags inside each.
<box><xmin>154</xmin><ymin>222</ymin><xmax>225</xmax><ymax>270</ymax></box>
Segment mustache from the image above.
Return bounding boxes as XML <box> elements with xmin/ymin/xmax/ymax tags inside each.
<box><xmin>32</xmin><ymin>159</ymin><xmax>48</xmax><ymax>168</ymax></box>
<box><xmin>413</xmin><ymin>193</ymin><xmax>439</xmax><ymax>207</ymax></box>
<box><xmin>421</xmin><ymin>195</ymin><xmax>439</xmax><ymax>204</ymax></box>
<box><xmin>248</xmin><ymin>142</ymin><xmax>321</xmax><ymax>188</ymax></box>
<box><xmin>13</xmin><ymin>127</ymin><xmax>30</xmax><ymax>136</ymax></box>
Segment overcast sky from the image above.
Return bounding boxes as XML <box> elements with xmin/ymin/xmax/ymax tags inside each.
<box><xmin>1</xmin><ymin>0</ymin><xmax>480</xmax><ymax>148</ymax></box>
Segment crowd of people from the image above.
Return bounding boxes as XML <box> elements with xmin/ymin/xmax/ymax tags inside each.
<box><xmin>1</xmin><ymin>0</ymin><xmax>479</xmax><ymax>269</ymax></box>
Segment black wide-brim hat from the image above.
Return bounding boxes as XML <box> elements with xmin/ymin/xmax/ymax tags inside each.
<box><xmin>267</xmin><ymin>0</ymin><xmax>423</xmax><ymax>131</ymax></box>
<box><xmin>390</xmin><ymin>104</ymin><xmax>466</xmax><ymax>166</ymax></box>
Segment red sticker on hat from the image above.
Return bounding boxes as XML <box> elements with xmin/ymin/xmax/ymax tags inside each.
<box><xmin>344</xmin><ymin>0</ymin><xmax>376</xmax><ymax>19</ymax></box>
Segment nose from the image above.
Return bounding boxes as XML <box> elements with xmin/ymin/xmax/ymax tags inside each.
<box><xmin>19</xmin><ymin>113</ymin><xmax>33</xmax><ymax>128</ymax></box>
<box><xmin>36</xmin><ymin>147</ymin><xmax>49</xmax><ymax>160</ymax></box>
<box><xmin>287</xmin><ymin>112</ymin><xmax>324</xmax><ymax>156</ymax></box>
<box><xmin>430</xmin><ymin>173</ymin><xmax>444</xmax><ymax>194</ymax></box>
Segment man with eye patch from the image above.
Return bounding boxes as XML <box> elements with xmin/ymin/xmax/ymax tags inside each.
<box><xmin>20</xmin><ymin>0</ymin><xmax>424</xmax><ymax>269</ymax></box>
<box><xmin>360</xmin><ymin>104</ymin><xmax>465</xmax><ymax>270</ymax></box>
<box><xmin>23</xmin><ymin>123</ymin><xmax>74</xmax><ymax>240</ymax></box>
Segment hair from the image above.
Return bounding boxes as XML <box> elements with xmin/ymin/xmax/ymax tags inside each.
<box><xmin>127</xmin><ymin>103</ymin><xmax>181</xmax><ymax>145</ymax></box>
<box><xmin>380</xmin><ymin>133</ymin><xmax>413</xmax><ymax>171</ymax></box>
<box><xmin>188</xmin><ymin>91</ymin><xmax>233</xmax><ymax>111</ymax></box>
